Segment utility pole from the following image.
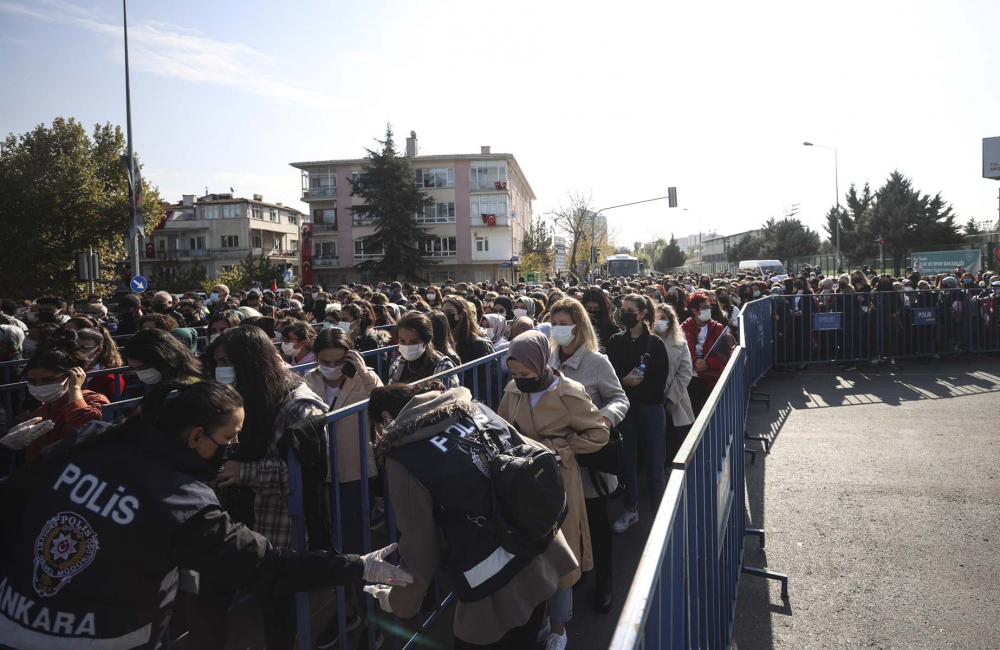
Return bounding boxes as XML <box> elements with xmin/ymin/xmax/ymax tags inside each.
<box><xmin>123</xmin><ymin>0</ymin><xmax>139</xmax><ymax>279</ymax></box>
<box><xmin>586</xmin><ymin>194</ymin><xmax>674</xmax><ymax>283</ymax></box>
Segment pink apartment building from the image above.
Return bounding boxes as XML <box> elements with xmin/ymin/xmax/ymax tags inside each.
<box><xmin>289</xmin><ymin>132</ymin><xmax>535</xmax><ymax>286</ymax></box>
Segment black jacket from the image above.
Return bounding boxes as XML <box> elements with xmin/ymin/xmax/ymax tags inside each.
<box><xmin>606</xmin><ymin>327</ymin><xmax>670</xmax><ymax>406</ymax></box>
<box><xmin>0</xmin><ymin>423</ymin><xmax>362</xmax><ymax>650</ymax></box>
<box><xmin>278</xmin><ymin>414</ymin><xmax>333</xmax><ymax>552</ymax></box>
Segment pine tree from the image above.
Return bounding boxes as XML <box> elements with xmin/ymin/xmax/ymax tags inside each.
<box><xmin>350</xmin><ymin>124</ymin><xmax>435</xmax><ymax>281</ymax></box>
<box><xmin>725</xmin><ymin>233</ymin><xmax>761</xmax><ymax>264</ymax></box>
<box><xmin>657</xmin><ymin>234</ymin><xmax>687</xmax><ymax>269</ymax></box>
<box><xmin>522</xmin><ymin>220</ymin><xmax>554</xmax><ymax>272</ymax></box>
<box><xmin>756</xmin><ymin>218</ymin><xmax>821</xmax><ymax>264</ymax></box>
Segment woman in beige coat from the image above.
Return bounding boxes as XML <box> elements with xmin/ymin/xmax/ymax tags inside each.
<box><xmin>498</xmin><ymin>330</ymin><xmax>609</xmax><ymax>650</ymax></box>
<box><xmin>654</xmin><ymin>303</ymin><xmax>695</xmax><ymax>462</ymax></box>
<box><xmin>302</xmin><ymin>326</ymin><xmax>383</xmax><ymax>644</ymax></box>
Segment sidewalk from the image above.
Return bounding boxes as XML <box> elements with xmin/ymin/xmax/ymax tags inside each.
<box><xmin>733</xmin><ymin>360</ymin><xmax>1000</xmax><ymax>650</ymax></box>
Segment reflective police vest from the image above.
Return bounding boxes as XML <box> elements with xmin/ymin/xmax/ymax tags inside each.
<box><xmin>0</xmin><ymin>429</ymin><xmax>218</xmax><ymax>649</ymax></box>
<box><xmin>389</xmin><ymin>404</ymin><xmax>532</xmax><ymax>602</ymax></box>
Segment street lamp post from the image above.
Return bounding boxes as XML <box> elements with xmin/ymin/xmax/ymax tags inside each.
<box><xmin>587</xmin><ymin>195</ymin><xmax>673</xmax><ymax>282</ymax></box>
<box><xmin>803</xmin><ymin>142</ymin><xmax>841</xmax><ymax>272</ymax></box>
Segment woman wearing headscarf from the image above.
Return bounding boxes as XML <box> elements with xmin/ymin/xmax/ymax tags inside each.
<box><xmin>480</xmin><ymin>313</ymin><xmax>509</xmax><ymax>351</ymax></box>
<box><xmin>491</xmin><ymin>295</ymin><xmax>515</xmax><ymax>321</ymax></box>
<box><xmin>498</xmin><ymin>330</ymin><xmax>609</xmax><ymax>650</ymax></box>
<box><xmin>507</xmin><ymin>316</ymin><xmax>535</xmax><ymax>342</ymax></box>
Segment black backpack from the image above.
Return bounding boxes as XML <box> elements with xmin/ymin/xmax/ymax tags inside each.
<box><xmin>438</xmin><ymin>422</ymin><xmax>568</xmax><ymax>557</ymax></box>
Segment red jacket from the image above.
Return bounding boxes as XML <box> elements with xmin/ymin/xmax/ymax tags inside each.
<box><xmin>681</xmin><ymin>318</ymin><xmax>732</xmax><ymax>387</ymax></box>
<box><xmin>87</xmin><ymin>371</ymin><xmax>126</xmax><ymax>402</ymax></box>
<box><xmin>26</xmin><ymin>390</ymin><xmax>109</xmax><ymax>460</ymax></box>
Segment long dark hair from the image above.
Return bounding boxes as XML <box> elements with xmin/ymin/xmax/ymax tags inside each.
<box><xmin>77</xmin><ymin>327</ymin><xmax>123</xmax><ymax>369</ymax></box>
<box><xmin>211</xmin><ymin>326</ymin><xmax>297</xmax><ymax>461</ymax></box>
<box><xmin>24</xmin><ymin>328</ymin><xmax>88</xmax><ymax>374</ymax></box>
<box><xmin>581</xmin><ymin>287</ymin><xmax>615</xmax><ymax>331</ymax></box>
<box><xmin>138</xmin><ymin>380</ymin><xmax>244</xmax><ymax>440</ymax></box>
<box><xmin>341</xmin><ymin>300</ymin><xmax>374</xmax><ymax>333</ymax></box>
<box><xmin>123</xmin><ymin>329</ymin><xmax>203</xmax><ymax>380</ymax></box>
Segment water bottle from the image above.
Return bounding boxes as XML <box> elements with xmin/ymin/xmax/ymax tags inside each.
<box><xmin>632</xmin><ymin>353</ymin><xmax>651</xmax><ymax>378</ymax></box>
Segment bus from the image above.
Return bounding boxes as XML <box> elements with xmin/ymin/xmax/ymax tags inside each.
<box><xmin>605</xmin><ymin>254</ymin><xmax>641</xmax><ymax>278</ymax></box>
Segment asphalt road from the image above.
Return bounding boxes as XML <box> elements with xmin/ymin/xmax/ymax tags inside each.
<box><xmin>733</xmin><ymin>359</ymin><xmax>1000</xmax><ymax>650</ymax></box>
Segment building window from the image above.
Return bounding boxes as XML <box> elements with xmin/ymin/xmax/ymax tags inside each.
<box><xmin>352</xmin><ymin>210</ymin><xmax>375</xmax><ymax>226</ymax></box>
<box><xmin>291</xmin><ymin>239</ymin><xmax>298</xmax><ymax>250</ymax></box>
<box><xmin>471</xmin><ymin>194</ymin><xmax>508</xmax><ymax>220</ymax></box>
<box><xmin>304</xmin><ymin>168</ymin><xmax>337</xmax><ymax>197</ymax></box>
<box><xmin>288</xmin><ymin>213</ymin><xmax>298</xmax><ymax>226</ymax></box>
<box><xmin>250</xmin><ymin>204</ymin><xmax>263</xmax><ymax>220</ymax></box>
<box><xmin>425</xmin><ymin>236</ymin><xmax>457</xmax><ymax>257</ymax></box>
<box><xmin>415</xmin><ymin>167</ymin><xmax>455</xmax><ymax>189</ymax></box>
<box><xmin>200</xmin><ymin>205</ymin><xmax>220</xmax><ymax>220</ymax></box>
<box><xmin>313</xmin><ymin>208</ymin><xmax>337</xmax><ymax>230</ymax></box>
<box><xmin>354</xmin><ymin>240</ymin><xmax>384</xmax><ymax>259</ymax></box>
<box><xmin>315</xmin><ymin>241</ymin><xmax>337</xmax><ymax>258</ymax></box>
<box><xmin>221</xmin><ymin>235</ymin><xmax>240</xmax><ymax>249</ymax></box>
<box><xmin>189</xmin><ymin>236</ymin><xmax>204</xmax><ymax>250</ymax></box>
<box><xmin>429</xmin><ymin>270</ymin><xmax>456</xmax><ymax>283</ymax></box>
<box><xmin>222</xmin><ymin>204</ymin><xmax>241</xmax><ymax>219</ymax></box>
<box><xmin>475</xmin><ymin>236</ymin><xmax>489</xmax><ymax>252</ymax></box>
<box><xmin>221</xmin><ymin>265</ymin><xmax>236</xmax><ymax>274</ymax></box>
<box><xmin>470</xmin><ymin>161</ymin><xmax>508</xmax><ymax>190</ymax></box>
<box><xmin>269</xmin><ymin>208</ymin><xmax>279</xmax><ymax>222</ymax></box>
<box><xmin>252</xmin><ymin>235</ymin><xmax>263</xmax><ymax>249</ymax></box>
<box><xmin>417</xmin><ymin>202</ymin><xmax>456</xmax><ymax>223</ymax></box>
<box><xmin>360</xmin><ymin>271</ymin><xmax>379</xmax><ymax>285</ymax></box>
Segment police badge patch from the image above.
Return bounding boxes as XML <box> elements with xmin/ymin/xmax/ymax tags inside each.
<box><xmin>33</xmin><ymin>512</ymin><xmax>100</xmax><ymax>598</ymax></box>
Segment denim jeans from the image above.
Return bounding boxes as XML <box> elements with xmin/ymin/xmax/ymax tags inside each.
<box><xmin>620</xmin><ymin>403</ymin><xmax>667</xmax><ymax>510</ymax></box>
<box><xmin>549</xmin><ymin>586</ymin><xmax>573</xmax><ymax>626</ymax></box>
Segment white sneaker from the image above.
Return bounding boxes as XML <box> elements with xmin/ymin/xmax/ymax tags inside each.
<box><xmin>536</xmin><ymin>618</ymin><xmax>551</xmax><ymax>643</ymax></box>
<box><xmin>612</xmin><ymin>508</ymin><xmax>639</xmax><ymax>534</ymax></box>
<box><xmin>544</xmin><ymin>630</ymin><xmax>568</xmax><ymax>650</ymax></box>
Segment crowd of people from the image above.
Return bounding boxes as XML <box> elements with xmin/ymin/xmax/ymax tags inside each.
<box><xmin>0</xmin><ymin>262</ymin><xmax>993</xmax><ymax>649</ymax></box>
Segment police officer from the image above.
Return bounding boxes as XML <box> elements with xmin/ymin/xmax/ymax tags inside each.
<box><xmin>0</xmin><ymin>381</ymin><xmax>411</xmax><ymax>650</ymax></box>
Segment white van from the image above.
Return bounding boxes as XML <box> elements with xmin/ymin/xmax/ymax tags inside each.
<box><xmin>739</xmin><ymin>259</ymin><xmax>788</xmax><ymax>281</ymax></box>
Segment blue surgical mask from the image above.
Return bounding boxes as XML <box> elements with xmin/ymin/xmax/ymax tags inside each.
<box><xmin>215</xmin><ymin>366</ymin><xmax>236</xmax><ymax>386</ymax></box>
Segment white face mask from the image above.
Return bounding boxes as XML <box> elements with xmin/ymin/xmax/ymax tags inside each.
<box><xmin>698</xmin><ymin>308</ymin><xmax>712</xmax><ymax>322</ymax></box>
<box><xmin>426</xmin><ymin>294</ymin><xmax>435</xmax><ymax>302</ymax></box>
<box><xmin>551</xmin><ymin>324</ymin><xmax>576</xmax><ymax>346</ymax></box>
<box><xmin>215</xmin><ymin>366</ymin><xmax>236</xmax><ymax>385</ymax></box>
<box><xmin>318</xmin><ymin>363</ymin><xmax>344</xmax><ymax>380</ymax></box>
<box><xmin>312</xmin><ymin>292</ymin><xmax>320</xmax><ymax>300</ymax></box>
<box><xmin>209</xmin><ymin>292</ymin><xmax>220</xmax><ymax>303</ymax></box>
<box><xmin>336</xmin><ymin>321</ymin><xmax>354</xmax><ymax>332</ymax></box>
<box><xmin>209</xmin><ymin>333</ymin><xmax>221</xmax><ymax>344</ymax></box>
<box><xmin>28</xmin><ymin>379</ymin><xmax>68</xmax><ymax>403</ymax></box>
<box><xmin>653</xmin><ymin>320</ymin><xmax>669</xmax><ymax>334</ymax></box>
<box><xmin>518</xmin><ymin>290</ymin><xmax>526</xmax><ymax>296</ymax></box>
<box><xmin>398</xmin><ymin>343</ymin><xmax>426</xmax><ymax>361</ymax></box>
<box><xmin>136</xmin><ymin>367</ymin><xmax>162</xmax><ymax>385</ymax></box>
<box><xmin>513</xmin><ymin>308</ymin><xmax>528</xmax><ymax>318</ymax></box>
<box><xmin>483</xmin><ymin>327</ymin><xmax>494</xmax><ymax>339</ymax></box>
<box><xmin>281</xmin><ymin>342</ymin><xmax>298</xmax><ymax>357</ymax></box>
<box><xmin>753</xmin><ymin>291</ymin><xmax>761</xmax><ymax>298</ymax></box>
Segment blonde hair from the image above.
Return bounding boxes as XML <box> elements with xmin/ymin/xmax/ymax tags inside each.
<box><xmin>654</xmin><ymin>303</ymin><xmax>685</xmax><ymax>346</ymax></box>
<box><xmin>548</xmin><ymin>298</ymin><xmax>599</xmax><ymax>353</ymax></box>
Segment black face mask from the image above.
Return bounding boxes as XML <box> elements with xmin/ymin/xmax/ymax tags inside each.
<box><xmin>180</xmin><ymin>311</ymin><xmax>194</xmax><ymax>321</ymax></box>
<box><xmin>665</xmin><ymin>294</ymin><xmax>677</xmax><ymax>304</ymax></box>
<box><xmin>204</xmin><ymin>435</ymin><xmax>240</xmax><ymax>470</ymax></box>
<box><xmin>446</xmin><ymin>312</ymin><xmax>461</xmax><ymax>329</ymax></box>
<box><xmin>152</xmin><ymin>303</ymin><xmax>170</xmax><ymax>314</ymax></box>
<box><xmin>620</xmin><ymin>312</ymin><xmax>640</xmax><ymax>329</ymax></box>
<box><xmin>719</xmin><ymin>295</ymin><xmax>729</xmax><ymax>303</ymax></box>
<box><xmin>514</xmin><ymin>376</ymin><xmax>544</xmax><ymax>393</ymax></box>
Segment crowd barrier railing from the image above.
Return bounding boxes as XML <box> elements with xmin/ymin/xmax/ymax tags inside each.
<box><xmin>769</xmin><ymin>288</ymin><xmax>1000</xmax><ymax>367</ymax></box>
<box><xmin>287</xmin><ymin>349</ymin><xmax>509</xmax><ymax>650</ymax></box>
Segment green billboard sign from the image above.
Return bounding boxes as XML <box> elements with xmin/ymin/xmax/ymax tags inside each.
<box><xmin>910</xmin><ymin>249</ymin><xmax>981</xmax><ymax>275</ymax></box>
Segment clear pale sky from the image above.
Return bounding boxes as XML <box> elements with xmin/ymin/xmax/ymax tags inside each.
<box><xmin>2</xmin><ymin>0</ymin><xmax>999</xmax><ymax>248</ymax></box>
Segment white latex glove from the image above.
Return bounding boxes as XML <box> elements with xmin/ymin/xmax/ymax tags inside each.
<box><xmin>1</xmin><ymin>417</ymin><xmax>55</xmax><ymax>450</ymax></box>
<box><xmin>361</xmin><ymin>543</ymin><xmax>413</xmax><ymax>586</ymax></box>
<box><xmin>363</xmin><ymin>584</ymin><xmax>394</xmax><ymax>613</ymax></box>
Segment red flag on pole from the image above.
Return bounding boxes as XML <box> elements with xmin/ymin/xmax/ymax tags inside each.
<box><xmin>271</xmin><ymin>280</ymin><xmax>278</xmax><ymax>292</ymax></box>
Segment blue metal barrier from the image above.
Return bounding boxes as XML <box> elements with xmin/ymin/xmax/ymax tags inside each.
<box><xmin>286</xmin><ymin>349</ymin><xmax>509</xmax><ymax>650</ymax></box>
<box><xmin>2</xmin><ymin>365</ymin><xmax>136</xmax><ymax>432</ymax></box>
<box><xmin>770</xmin><ymin>288</ymin><xmax>1000</xmax><ymax>367</ymax></box>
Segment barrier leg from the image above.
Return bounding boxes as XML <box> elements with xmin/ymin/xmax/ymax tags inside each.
<box><xmin>741</xmin><ymin>566</ymin><xmax>789</xmax><ymax>599</ymax></box>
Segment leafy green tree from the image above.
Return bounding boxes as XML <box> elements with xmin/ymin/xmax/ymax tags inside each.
<box><xmin>211</xmin><ymin>251</ymin><xmax>283</xmax><ymax>293</ymax></box>
<box><xmin>756</xmin><ymin>217</ymin><xmax>821</xmax><ymax>264</ymax></box>
<box><xmin>150</xmin><ymin>262</ymin><xmax>209</xmax><ymax>295</ymax></box>
<box><xmin>657</xmin><ymin>234</ymin><xmax>687</xmax><ymax>269</ymax></box>
<box><xmin>350</xmin><ymin>124</ymin><xmax>435</xmax><ymax>281</ymax></box>
<box><xmin>523</xmin><ymin>219</ymin><xmax>555</xmax><ymax>272</ymax></box>
<box><xmin>0</xmin><ymin>118</ymin><xmax>163</xmax><ymax>299</ymax></box>
<box><xmin>726</xmin><ymin>233</ymin><xmax>762</xmax><ymax>264</ymax></box>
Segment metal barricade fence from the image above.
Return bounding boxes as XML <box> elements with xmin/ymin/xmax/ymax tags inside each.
<box><xmin>287</xmin><ymin>349</ymin><xmax>508</xmax><ymax>650</ymax></box>
<box><xmin>771</xmin><ymin>288</ymin><xmax>1000</xmax><ymax>367</ymax></box>
<box><xmin>610</xmin><ymin>348</ymin><xmax>749</xmax><ymax>650</ymax></box>
<box><xmin>2</xmin><ymin>364</ymin><xmax>137</xmax><ymax>432</ymax></box>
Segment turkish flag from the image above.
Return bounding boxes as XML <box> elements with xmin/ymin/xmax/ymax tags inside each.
<box><xmin>487</xmin><ymin>215</ymin><xmax>496</xmax><ymax>226</ymax></box>
<box><xmin>145</xmin><ymin>243</ymin><xmax>155</xmax><ymax>258</ymax></box>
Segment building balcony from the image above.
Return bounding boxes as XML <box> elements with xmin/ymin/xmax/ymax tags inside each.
<box><xmin>214</xmin><ymin>247</ymin><xmax>250</xmax><ymax>258</ymax></box>
<box><xmin>473</xmin><ymin>213</ymin><xmax>510</xmax><ymax>227</ymax></box>
<box><xmin>302</xmin><ymin>187</ymin><xmax>337</xmax><ymax>200</ymax></box>
<box><xmin>267</xmin><ymin>249</ymin><xmax>298</xmax><ymax>257</ymax></box>
<box><xmin>312</xmin><ymin>222</ymin><xmax>338</xmax><ymax>232</ymax></box>
<box><xmin>352</xmin><ymin>216</ymin><xmax>376</xmax><ymax>227</ymax></box>
<box><xmin>472</xmin><ymin>249</ymin><xmax>516</xmax><ymax>262</ymax></box>
<box><xmin>313</xmin><ymin>256</ymin><xmax>339</xmax><ymax>268</ymax></box>
<box><xmin>470</xmin><ymin>180</ymin><xmax>509</xmax><ymax>191</ymax></box>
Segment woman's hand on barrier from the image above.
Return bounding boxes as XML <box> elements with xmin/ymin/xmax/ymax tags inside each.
<box><xmin>361</xmin><ymin>543</ymin><xmax>413</xmax><ymax>586</ymax></box>
<box><xmin>694</xmin><ymin>358</ymin><xmax>709</xmax><ymax>373</ymax></box>
<box><xmin>216</xmin><ymin>460</ymin><xmax>241</xmax><ymax>487</ymax></box>
<box><xmin>363</xmin><ymin>584</ymin><xmax>394</xmax><ymax>613</ymax></box>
